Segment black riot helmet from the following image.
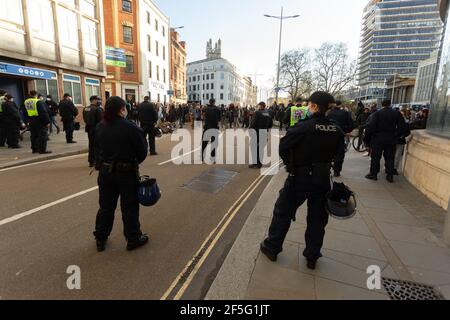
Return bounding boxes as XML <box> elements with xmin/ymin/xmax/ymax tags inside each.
<box><xmin>326</xmin><ymin>182</ymin><xmax>357</xmax><ymax>220</ymax></box>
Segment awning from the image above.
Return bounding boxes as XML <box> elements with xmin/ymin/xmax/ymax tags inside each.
<box><xmin>0</xmin><ymin>62</ymin><xmax>56</xmax><ymax>80</ymax></box>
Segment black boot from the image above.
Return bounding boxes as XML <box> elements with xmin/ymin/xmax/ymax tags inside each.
<box><xmin>307</xmin><ymin>259</ymin><xmax>318</xmax><ymax>270</ymax></box>
<box><xmin>96</xmin><ymin>239</ymin><xmax>107</xmax><ymax>252</ymax></box>
<box><xmin>127</xmin><ymin>234</ymin><xmax>149</xmax><ymax>251</ymax></box>
<box><xmin>365</xmin><ymin>174</ymin><xmax>378</xmax><ymax>181</ymax></box>
<box><xmin>260</xmin><ymin>242</ymin><xmax>277</xmax><ymax>262</ymax></box>
<box><xmin>386</xmin><ymin>175</ymin><xmax>394</xmax><ymax>183</ymax></box>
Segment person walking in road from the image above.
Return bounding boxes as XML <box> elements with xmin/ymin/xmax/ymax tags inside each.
<box><xmin>249</xmin><ymin>102</ymin><xmax>273</xmax><ymax>169</ymax></box>
<box><xmin>260</xmin><ymin>91</ymin><xmax>344</xmax><ymax>270</ymax></box>
<box><xmin>23</xmin><ymin>91</ymin><xmax>51</xmax><ymax>154</ymax></box>
<box><xmin>45</xmin><ymin>95</ymin><xmax>60</xmax><ymax>135</ymax></box>
<box><xmin>138</xmin><ymin>96</ymin><xmax>159</xmax><ymax>156</ymax></box>
<box><xmin>327</xmin><ymin>101</ymin><xmax>354</xmax><ymax>177</ymax></box>
<box><xmin>1</xmin><ymin>94</ymin><xmax>24</xmax><ymax>148</ymax></box>
<box><xmin>83</xmin><ymin>96</ymin><xmax>103</xmax><ymax>167</ymax></box>
<box><xmin>59</xmin><ymin>93</ymin><xmax>79</xmax><ymax>144</ymax></box>
<box><xmin>202</xmin><ymin>98</ymin><xmax>221</xmax><ymax>162</ymax></box>
<box><xmin>364</xmin><ymin>99</ymin><xmax>407</xmax><ymax>183</ymax></box>
<box><xmin>94</xmin><ymin>96</ymin><xmax>149</xmax><ymax>252</ymax></box>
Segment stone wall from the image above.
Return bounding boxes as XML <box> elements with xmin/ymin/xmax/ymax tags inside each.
<box><xmin>404</xmin><ymin>130</ymin><xmax>450</xmax><ymax>210</ymax></box>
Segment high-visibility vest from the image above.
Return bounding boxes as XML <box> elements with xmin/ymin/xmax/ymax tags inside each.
<box><xmin>24</xmin><ymin>98</ymin><xmax>40</xmax><ymax>117</ymax></box>
<box><xmin>0</xmin><ymin>96</ymin><xmax>5</xmax><ymax>113</ymax></box>
<box><xmin>290</xmin><ymin>106</ymin><xmax>309</xmax><ymax>126</ymax></box>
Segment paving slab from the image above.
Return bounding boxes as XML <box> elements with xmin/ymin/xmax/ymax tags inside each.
<box><xmin>376</xmin><ymin>222</ymin><xmax>446</xmax><ymax>248</ymax></box>
<box><xmin>314</xmin><ymin>277</ymin><xmax>389</xmax><ymax>300</ymax></box>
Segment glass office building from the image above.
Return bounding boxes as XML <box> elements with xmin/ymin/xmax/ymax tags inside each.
<box><xmin>357</xmin><ymin>0</ymin><xmax>443</xmax><ymax>102</ymax></box>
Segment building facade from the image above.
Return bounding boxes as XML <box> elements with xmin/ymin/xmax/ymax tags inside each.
<box><xmin>169</xmin><ymin>28</ymin><xmax>187</xmax><ymax>104</ymax></box>
<box><xmin>356</xmin><ymin>0</ymin><xmax>443</xmax><ymax>103</ymax></box>
<box><xmin>138</xmin><ymin>0</ymin><xmax>170</xmax><ymax>104</ymax></box>
<box><xmin>403</xmin><ymin>0</ymin><xmax>450</xmax><ymax>211</ymax></box>
<box><xmin>413</xmin><ymin>50</ymin><xmax>438</xmax><ymax>104</ymax></box>
<box><xmin>0</xmin><ymin>0</ymin><xmax>106</xmax><ymax>107</ymax></box>
<box><xmin>187</xmin><ymin>39</ymin><xmax>257</xmax><ymax>106</ymax></box>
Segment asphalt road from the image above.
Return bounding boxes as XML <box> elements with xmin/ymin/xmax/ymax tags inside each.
<box><xmin>0</xmin><ymin>128</ymin><xmax>276</xmax><ymax>300</ymax></box>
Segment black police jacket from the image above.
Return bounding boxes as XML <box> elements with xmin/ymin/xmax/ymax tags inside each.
<box><xmin>204</xmin><ymin>105</ymin><xmax>221</xmax><ymax>130</ymax></box>
<box><xmin>138</xmin><ymin>102</ymin><xmax>158</xmax><ymax>125</ymax></box>
<box><xmin>59</xmin><ymin>99</ymin><xmax>78</xmax><ymax>121</ymax></box>
<box><xmin>24</xmin><ymin>100</ymin><xmax>51</xmax><ymax>126</ymax></box>
<box><xmin>364</xmin><ymin>107</ymin><xmax>407</xmax><ymax>145</ymax></box>
<box><xmin>84</xmin><ymin>105</ymin><xmax>103</xmax><ymax>133</ymax></box>
<box><xmin>2</xmin><ymin>101</ymin><xmax>22</xmax><ymax>127</ymax></box>
<box><xmin>251</xmin><ymin>109</ymin><xmax>273</xmax><ymax>130</ymax></box>
<box><xmin>327</xmin><ymin>108</ymin><xmax>354</xmax><ymax>134</ymax></box>
<box><xmin>280</xmin><ymin>113</ymin><xmax>344</xmax><ymax>168</ymax></box>
<box><xmin>95</xmin><ymin>117</ymin><xmax>148</xmax><ymax>165</ymax></box>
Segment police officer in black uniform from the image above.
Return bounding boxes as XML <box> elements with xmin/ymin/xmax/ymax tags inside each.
<box><xmin>59</xmin><ymin>93</ymin><xmax>79</xmax><ymax>144</ymax></box>
<box><xmin>202</xmin><ymin>98</ymin><xmax>221</xmax><ymax>162</ymax></box>
<box><xmin>23</xmin><ymin>91</ymin><xmax>51</xmax><ymax>154</ymax></box>
<box><xmin>327</xmin><ymin>100</ymin><xmax>354</xmax><ymax>177</ymax></box>
<box><xmin>260</xmin><ymin>91</ymin><xmax>344</xmax><ymax>270</ymax></box>
<box><xmin>138</xmin><ymin>96</ymin><xmax>159</xmax><ymax>156</ymax></box>
<box><xmin>249</xmin><ymin>102</ymin><xmax>273</xmax><ymax>169</ymax></box>
<box><xmin>94</xmin><ymin>96</ymin><xmax>149</xmax><ymax>252</ymax></box>
<box><xmin>2</xmin><ymin>94</ymin><xmax>24</xmax><ymax>148</ymax></box>
<box><xmin>83</xmin><ymin>95</ymin><xmax>103</xmax><ymax>167</ymax></box>
<box><xmin>364</xmin><ymin>99</ymin><xmax>407</xmax><ymax>183</ymax></box>
<box><xmin>0</xmin><ymin>90</ymin><xmax>7</xmax><ymax>147</ymax></box>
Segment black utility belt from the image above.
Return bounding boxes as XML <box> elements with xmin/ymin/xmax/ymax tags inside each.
<box><xmin>100</xmin><ymin>162</ymin><xmax>138</xmax><ymax>173</ymax></box>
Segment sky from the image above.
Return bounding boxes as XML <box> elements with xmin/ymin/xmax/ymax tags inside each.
<box><xmin>154</xmin><ymin>0</ymin><xmax>368</xmax><ymax>97</ymax></box>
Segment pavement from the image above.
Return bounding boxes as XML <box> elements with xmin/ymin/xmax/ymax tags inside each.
<box><xmin>206</xmin><ymin>150</ymin><xmax>450</xmax><ymax>300</ymax></box>
<box><xmin>0</xmin><ymin>129</ymin><xmax>88</xmax><ymax>169</ymax></box>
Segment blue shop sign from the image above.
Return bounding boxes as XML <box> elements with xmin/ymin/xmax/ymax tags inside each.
<box><xmin>0</xmin><ymin>62</ymin><xmax>55</xmax><ymax>80</ymax></box>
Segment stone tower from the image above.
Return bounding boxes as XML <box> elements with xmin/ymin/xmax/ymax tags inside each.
<box><xmin>206</xmin><ymin>38</ymin><xmax>222</xmax><ymax>59</ymax></box>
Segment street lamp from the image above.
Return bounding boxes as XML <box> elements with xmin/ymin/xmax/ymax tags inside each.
<box><xmin>264</xmin><ymin>7</ymin><xmax>300</xmax><ymax>104</ymax></box>
<box><xmin>172</xmin><ymin>26</ymin><xmax>184</xmax><ymax>30</ymax></box>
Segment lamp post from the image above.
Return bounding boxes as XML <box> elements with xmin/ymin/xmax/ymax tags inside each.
<box><xmin>264</xmin><ymin>7</ymin><xmax>300</xmax><ymax>104</ymax></box>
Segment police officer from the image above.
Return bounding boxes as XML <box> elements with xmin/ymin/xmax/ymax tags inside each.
<box><xmin>202</xmin><ymin>98</ymin><xmax>221</xmax><ymax>162</ymax></box>
<box><xmin>94</xmin><ymin>96</ymin><xmax>149</xmax><ymax>252</ymax></box>
<box><xmin>364</xmin><ymin>99</ymin><xmax>407</xmax><ymax>183</ymax></box>
<box><xmin>283</xmin><ymin>97</ymin><xmax>309</xmax><ymax>128</ymax></box>
<box><xmin>249</xmin><ymin>102</ymin><xmax>273</xmax><ymax>169</ymax></box>
<box><xmin>59</xmin><ymin>93</ymin><xmax>78</xmax><ymax>144</ymax></box>
<box><xmin>24</xmin><ymin>91</ymin><xmax>51</xmax><ymax>154</ymax></box>
<box><xmin>138</xmin><ymin>96</ymin><xmax>159</xmax><ymax>156</ymax></box>
<box><xmin>327</xmin><ymin>100</ymin><xmax>354</xmax><ymax>177</ymax></box>
<box><xmin>0</xmin><ymin>90</ymin><xmax>7</xmax><ymax>147</ymax></box>
<box><xmin>83</xmin><ymin>96</ymin><xmax>103</xmax><ymax>167</ymax></box>
<box><xmin>260</xmin><ymin>91</ymin><xmax>344</xmax><ymax>270</ymax></box>
<box><xmin>2</xmin><ymin>94</ymin><xmax>24</xmax><ymax>148</ymax></box>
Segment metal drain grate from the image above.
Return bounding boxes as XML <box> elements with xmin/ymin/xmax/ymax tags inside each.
<box><xmin>382</xmin><ymin>277</ymin><xmax>445</xmax><ymax>300</ymax></box>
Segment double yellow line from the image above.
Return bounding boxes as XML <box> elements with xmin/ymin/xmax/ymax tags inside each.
<box><xmin>160</xmin><ymin>161</ymin><xmax>281</xmax><ymax>300</ymax></box>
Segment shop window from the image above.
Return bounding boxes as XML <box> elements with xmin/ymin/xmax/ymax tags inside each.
<box><xmin>35</xmin><ymin>74</ymin><xmax>59</xmax><ymax>101</ymax></box>
<box><xmin>63</xmin><ymin>74</ymin><xmax>82</xmax><ymax>105</ymax></box>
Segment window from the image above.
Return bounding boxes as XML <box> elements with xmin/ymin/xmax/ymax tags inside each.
<box><xmin>123</xmin><ymin>25</ymin><xmax>133</xmax><ymax>43</ymax></box>
<box><xmin>156</xmin><ymin>65</ymin><xmax>160</xmax><ymax>81</ymax></box>
<box><xmin>125</xmin><ymin>55</ymin><xmax>134</xmax><ymax>73</ymax></box>
<box><xmin>0</xmin><ymin>0</ymin><xmax>23</xmax><ymax>24</ymax></box>
<box><xmin>162</xmin><ymin>26</ymin><xmax>165</xmax><ymax>37</ymax></box>
<box><xmin>220</xmin><ymin>93</ymin><xmax>224</xmax><ymax>100</ymax></box>
<box><xmin>147</xmin><ymin>35</ymin><xmax>151</xmax><ymax>52</ymax></box>
<box><xmin>206</xmin><ymin>84</ymin><xmax>210</xmax><ymax>90</ymax></box>
<box><xmin>28</xmin><ymin>0</ymin><xmax>54</xmax><ymax>39</ymax></box>
<box><xmin>82</xmin><ymin>18</ymin><xmax>98</xmax><ymax>53</ymax></box>
<box><xmin>211</xmin><ymin>73</ymin><xmax>214</xmax><ymax>80</ymax></box>
<box><xmin>80</xmin><ymin>0</ymin><xmax>96</xmax><ymax>18</ymax></box>
<box><xmin>156</xmin><ymin>41</ymin><xmax>159</xmax><ymax>56</ymax></box>
<box><xmin>206</xmin><ymin>74</ymin><xmax>210</xmax><ymax>80</ymax></box>
<box><xmin>211</xmin><ymin>83</ymin><xmax>214</xmax><ymax>90</ymax></box>
<box><xmin>35</xmin><ymin>73</ymin><xmax>59</xmax><ymax>102</ymax></box>
<box><xmin>58</xmin><ymin>7</ymin><xmax>78</xmax><ymax>49</ymax></box>
<box><xmin>163</xmin><ymin>69</ymin><xmax>166</xmax><ymax>83</ymax></box>
<box><xmin>147</xmin><ymin>11</ymin><xmax>151</xmax><ymax>24</ymax></box>
<box><xmin>155</xmin><ymin>19</ymin><xmax>158</xmax><ymax>31</ymax></box>
<box><xmin>85</xmin><ymin>78</ymin><xmax>100</xmax><ymax>105</ymax></box>
<box><xmin>148</xmin><ymin>61</ymin><xmax>152</xmax><ymax>78</ymax></box>
<box><xmin>220</xmin><ymin>84</ymin><xmax>224</xmax><ymax>90</ymax></box>
<box><xmin>163</xmin><ymin>46</ymin><xmax>166</xmax><ymax>60</ymax></box>
<box><xmin>122</xmin><ymin>0</ymin><xmax>132</xmax><ymax>13</ymax></box>
<box><xmin>63</xmin><ymin>74</ymin><xmax>82</xmax><ymax>105</ymax></box>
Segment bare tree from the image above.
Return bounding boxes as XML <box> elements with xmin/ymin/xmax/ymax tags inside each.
<box><xmin>314</xmin><ymin>43</ymin><xmax>356</xmax><ymax>96</ymax></box>
<box><xmin>279</xmin><ymin>49</ymin><xmax>311</xmax><ymax>100</ymax></box>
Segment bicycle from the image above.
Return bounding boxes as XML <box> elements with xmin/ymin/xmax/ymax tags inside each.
<box><xmin>352</xmin><ymin>128</ymin><xmax>368</xmax><ymax>153</ymax></box>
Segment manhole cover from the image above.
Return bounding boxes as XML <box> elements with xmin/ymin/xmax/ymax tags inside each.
<box><xmin>184</xmin><ymin>169</ymin><xmax>238</xmax><ymax>194</ymax></box>
<box><xmin>382</xmin><ymin>278</ymin><xmax>445</xmax><ymax>300</ymax></box>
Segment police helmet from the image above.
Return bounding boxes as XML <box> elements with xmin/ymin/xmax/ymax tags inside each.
<box><xmin>325</xmin><ymin>182</ymin><xmax>357</xmax><ymax>220</ymax></box>
<box><xmin>138</xmin><ymin>176</ymin><xmax>161</xmax><ymax>207</ymax></box>
<box><xmin>154</xmin><ymin>127</ymin><xmax>163</xmax><ymax>138</ymax></box>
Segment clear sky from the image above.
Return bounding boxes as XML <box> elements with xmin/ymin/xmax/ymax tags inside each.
<box><xmin>154</xmin><ymin>0</ymin><xmax>368</xmax><ymax>95</ymax></box>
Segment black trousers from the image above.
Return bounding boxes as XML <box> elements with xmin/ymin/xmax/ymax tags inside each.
<box><xmin>141</xmin><ymin>123</ymin><xmax>156</xmax><ymax>154</ymax></box>
<box><xmin>87</xmin><ymin>130</ymin><xmax>96</xmax><ymax>165</ymax></box>
<box><xmin>370</xmin><ymin>142</ymin><xmax>396</xmax><ymax>176</ymax></box>
<box><xmin>29</xmin><ymin>121</ymin><xmax>48</xmax><ymax>153</ymax></box>
<box><xmin>202</xmin><ymin>128</ymin><xmax>219</xmax><ymax>161</ymax></box>
<box><xmin>94</xmin><ymin>170</ymin><xmax>142</xmax><ymax>241</ymax></box>
<box><xmin>251</xmin><ymin>130</ymin><xmax>267</xmax><ymax>166</ymax></box>
<box><xmin>333</xmin><ymin>137</ymin><xmax>346</xmax><ymax>174</ymax></box>
<box><xmin>0</xmin><ymin>121</ymin><xmax>6</xmax><ymax>146</ymax></box>
<box><xmin>5</xmin><ymin>123</ymin><xmax>20</xmax><ymax>147</ymax></box>
<box><xmin>263</xmin><ymin>175</ymin><xmax>330</xmax><ymax>260</ymax></box>
<box><xmin>63</xmin><ymin>120</ymin><xmax>74</xmax><ymax>143</ymax></box>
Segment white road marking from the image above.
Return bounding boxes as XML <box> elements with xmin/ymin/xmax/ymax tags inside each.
<box><xmin>0</xmin><ymin>187</ymin><xmax>98</xmax><ymax>227</ymax></box>
<box><xmin>0</xmin><ymin>154</ymin><xmax>87</xmax><ymax>172</ymax></box>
